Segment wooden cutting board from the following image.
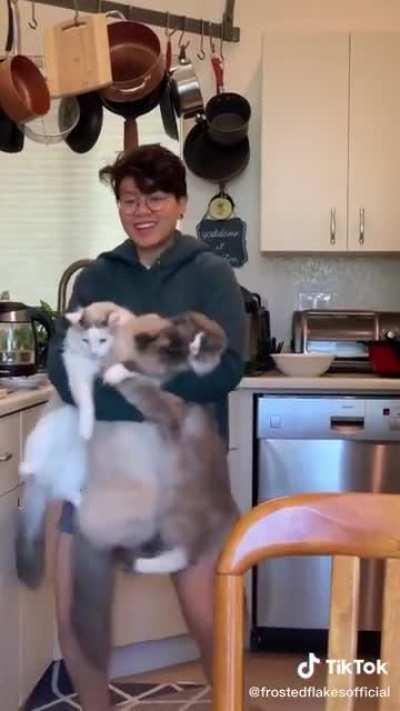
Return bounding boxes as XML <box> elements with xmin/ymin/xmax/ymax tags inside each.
<box><xmin>44</xmin><ymin>14</ymin><xmax>112</xmax><ymax>97</ymax></box>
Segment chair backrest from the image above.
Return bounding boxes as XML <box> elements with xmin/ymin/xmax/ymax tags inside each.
<box><xmin>213</xmin><ymin>492</ymin><xmax>400</xmax><ymax>711</ymax></box>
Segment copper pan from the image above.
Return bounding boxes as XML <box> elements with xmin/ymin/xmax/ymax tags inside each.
<box><xmin>101</xmin><ymin>21</ymin><xmax>164</xmax><ymax>104</ymax></box>
<box><xmin>0</xmin><ymin>55</ymin><xmax>50</xmax><ymax>123</ymax></box>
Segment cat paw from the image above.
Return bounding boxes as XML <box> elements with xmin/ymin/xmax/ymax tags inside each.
<box><xmin>103</xmin><ymin>363</ymin><xmax>133</xmax><ymax>385</ymax></box>
<box><xmin>189</xmin><ymin>354</ymin><xmax>220</xmax><ymax>375</ymax></box>
<box><xmin>68</xmin><ymin>492</ymin><xmax>82</xmax><ymax>507</ymax></box>
<box><xmin>134</xmin><ymin>547</ymin><xmax>188</xmax><ymax>574</ymax></box>
<box><xmin>189</xmin><ymin>331</ymin><xmax>204</xmax><ymax>356</ymax></box>
<box><xmin>79</xmin><ymin>413</ymin><xmax>94</xmax><ymax>440</ymax></box>
<box><xmin>19</xmin><ymin>462</ymin><xmax>35</xmax><ymax>478</ymax></box>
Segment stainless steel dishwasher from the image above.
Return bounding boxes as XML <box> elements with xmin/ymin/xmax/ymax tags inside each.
<box><xmin>252</xmin><ymin>394</ymin><xmax>400</xmax><ymax>651</ymax></box>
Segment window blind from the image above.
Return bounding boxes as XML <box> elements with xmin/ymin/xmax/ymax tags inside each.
<box><xmin>0</xmin><ymin>108</ymin><xmax>179</xmax><ymax>308</ymax></box>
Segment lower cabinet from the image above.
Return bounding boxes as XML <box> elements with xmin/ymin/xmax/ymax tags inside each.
<box><xmin>0</xmin><ymin>487</ymin><xmax>20</xmax><ymax>711</ymax></box>
<box><xmin>19</xmin><ymin>404</ymin><xmax>56</xmax><ymax>707</ymax></box>
<box><xmin>112</xmin><ymin>572</ymin><xmax>187</xmax><ymax>647</ymax></box>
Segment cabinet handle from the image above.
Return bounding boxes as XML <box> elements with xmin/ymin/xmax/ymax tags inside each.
<box><xmin>0</xmin><ymin>451</ymin><xmax>12</xmax><ymax>462</ymax></box>
<box><xmin>359</xmin><ymin>208</ymin><xmax>365</xmax><ymax>245</ymax></box>
<box><xmin>330</xmin><ymin>208</ymin><xmax>336</xmax><ymax>245</ymax></box>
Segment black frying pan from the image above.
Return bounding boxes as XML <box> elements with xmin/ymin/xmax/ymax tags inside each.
<box><xmin>183</xmin><ymin>119</ymin><xmax>250</xmax><ymax>183</ymax></box>
<box><xmin>159</xmin><ymin>75</ymin><xmax>179</xmax><ymax>141</ymax></box>
<box><xmin>65</xmin><ymin>92</ymin><xmax>103</xmax><ymax>154</ymax></box>
<box><xmin>0</xmin><ymin>0</ymin><xmax>24</xmax><ymax>153</ymax></box>
<box><xmin>205</xmin><ymin>92</ymin><xmax>251</xmax><ymax>146</ymax></box>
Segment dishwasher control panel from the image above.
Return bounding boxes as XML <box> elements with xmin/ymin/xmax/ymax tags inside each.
<box><xmin>257</xmin><ymin>395</ymin><xmax>400</xmax><ymax>441</ymax></box>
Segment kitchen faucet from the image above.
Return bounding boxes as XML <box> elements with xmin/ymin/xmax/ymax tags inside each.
<box><xmin>56</xmin><ymin>259</ymin><xmax>93</xmax><ymax>314</ymax></box>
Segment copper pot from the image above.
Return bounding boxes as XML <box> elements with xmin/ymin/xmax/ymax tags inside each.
<box><xmin>0</xmin><ymin>55</ymin><xmax>50</xmax><ymax>123</ymax></box>
<box><xmin>101</xmin><ymin>21</ymin><xmax>164</xmax><ymax>104</ymax></box>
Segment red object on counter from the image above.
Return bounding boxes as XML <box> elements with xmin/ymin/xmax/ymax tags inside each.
<box><xmin>368</xmin><ymin>342</ymin><xmax>400</xmax><ymax>377</ymax></box>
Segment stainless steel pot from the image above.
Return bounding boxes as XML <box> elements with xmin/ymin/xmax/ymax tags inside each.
<box><xmin>170</xmin><ymin>54</ymin><xmax>203</xmax><ymax>119</ymax></box>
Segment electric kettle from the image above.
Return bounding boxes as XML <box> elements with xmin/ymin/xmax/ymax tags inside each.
<box><xmin>0</xmin><ymin>302</ymin><xmax>54</xmax><ymax>377</ymax></box>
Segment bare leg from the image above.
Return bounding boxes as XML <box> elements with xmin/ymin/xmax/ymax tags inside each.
<box><xmin>54</xmin><ymin>532</ymin><xmax>113</xmax><ymax>711</ymax></box>
<box><xmin>172</xmin><ymin>550</ymin><xmax>219</xmax><ymax>683</ymax></box>
<box><xmin>172</xmin><ymin>548</ymin><xmax>249</xmax><ymax>685</ymax></box>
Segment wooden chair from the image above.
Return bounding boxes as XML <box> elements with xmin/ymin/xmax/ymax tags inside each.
<box><xmin>213</xmin><ymin>492</ymin><xmax>400</xmax><ymax>711</ymax></box>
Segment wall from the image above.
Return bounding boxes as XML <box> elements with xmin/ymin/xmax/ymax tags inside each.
<box><xmin>2</xmin><ymin>1</ymin><xmax>400</xmax><ymax>339</ymax></box>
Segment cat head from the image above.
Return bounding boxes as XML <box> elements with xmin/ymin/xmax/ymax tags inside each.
<box><xmin>112</xmin><ymin>312</ymin><xmax>227</xmax><ymax>380</ymax></box>
<box><xmin>171</xmin><ymin>312</ymin><xmax>227</xmax><ymax>375</ymax></box>
<box><xmin>65</xmin><ymin>302</ymin><xmax>135</xmax><ymax>359</ymax></box>
<box><xmin>110</xmin><ymin>314</ymin><xmax>191</xmax><ymax>379</ymax></box>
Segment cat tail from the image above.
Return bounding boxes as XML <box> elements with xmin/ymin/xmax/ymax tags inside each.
<box><xmin>71</xmin><ymin>530</ymin><xmax>115</xmax><ymax>672</ymax></box>
<box><xmin>15</xmin><ymin>479</ymin><xmax>48</xmax><ymax>588</ymax></box>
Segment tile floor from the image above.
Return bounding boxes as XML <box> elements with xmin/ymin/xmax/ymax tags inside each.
<box><xmin>25</xmin><ymin>652</ymin><xmax>384</xmax><ymax>710</ymax></box>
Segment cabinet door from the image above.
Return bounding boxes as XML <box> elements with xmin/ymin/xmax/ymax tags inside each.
<box><xmin>261</xmin><ymin>32</ymin><xmax>349</xmax><ymax>252</ymax></box>
<box><xmin>19</xmin><ymin>405</ymin><xmax>55</xmax><ymax>706</ymax></box>
<box><xmin>0</xmin><ymin>412</ymin><xmax>20</xmax><ymax>496</ymax></box>
<box><xmin>0</xmin><ymin>488</ymin><xmax>20</xmax><ymax>711</ymax></box>
<box><xmin>348</xmin><ymin>33</ymin><xmax>400</xmax><ymax>251</ymax></box>
<box><xmin>112</xmin><ymin>572</ymin><xmax>187</xmax><ymax>647</ymax></box>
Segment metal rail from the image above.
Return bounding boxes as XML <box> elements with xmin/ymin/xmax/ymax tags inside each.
<box><xmin>35</xmin><ymin>0</ymin><xmax>240</xmax><ymax>41</ymax></box>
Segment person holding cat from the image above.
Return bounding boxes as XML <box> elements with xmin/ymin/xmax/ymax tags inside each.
<box><xmin>47</xmin><ymin>144</ymin><xmax>246</xmax><ymax>711</ymax></box>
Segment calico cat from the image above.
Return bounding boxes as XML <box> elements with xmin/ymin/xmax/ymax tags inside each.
<box><xmin>16</xmin><ymin>301</ymin><xmax>237</xmax><ymax>671</ymax></box>
<box><xmin>71</xmin><ymin>310</ymin><xmax>238</xmax><ymax>670</ymax></box>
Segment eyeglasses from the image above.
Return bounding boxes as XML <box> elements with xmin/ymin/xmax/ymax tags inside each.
<box><xmin>118</xmin><ymin>192</ymin><xmax>170</xmax><ymax>215</ymax></box>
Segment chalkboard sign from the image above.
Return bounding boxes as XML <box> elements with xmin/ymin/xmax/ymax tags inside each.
<box><xmin>196</xmin><ymin>216</ymin><xmax>248</xmax><ymax>268</ymax></box>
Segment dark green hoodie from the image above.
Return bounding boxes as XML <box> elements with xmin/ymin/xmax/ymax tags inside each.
<box><xmin>47</xmin><ymin>232</ymin><xmax>246</xmax><ymax>440</ymax></box>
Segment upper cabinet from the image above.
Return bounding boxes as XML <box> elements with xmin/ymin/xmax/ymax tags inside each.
<box><xmin>261</xmin><ymin>32</ymin><xmax>400</xmax><ymax>253</ymax></box>
<box><xmin>348</xmin><ymin>34</ymin><xmax>400</xmax><ymax>251</ymax></box>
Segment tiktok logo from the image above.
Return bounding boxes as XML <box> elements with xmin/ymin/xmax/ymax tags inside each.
<box><xmin>297</xmin><ymin>652</ymin><xmax>322</xmax><ymax>679</ymax></box>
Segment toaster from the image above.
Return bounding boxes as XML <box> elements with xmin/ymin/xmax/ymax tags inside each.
<box><xmin>292</xmin><ymin>309</ymin><xmax>400</xmax><ymax>372</ymax></box>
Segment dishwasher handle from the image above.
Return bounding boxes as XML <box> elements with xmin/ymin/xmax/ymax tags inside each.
<box><xmin>330</xmin><ymin>416</ymin><xmax>365</xmax><ymax>433</ymax></box>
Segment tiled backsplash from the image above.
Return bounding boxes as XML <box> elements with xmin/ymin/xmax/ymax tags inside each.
<box><xmin>236</xmin><ymin>253</ymin><xmax>400</xmax><ymax>345</ymax></box>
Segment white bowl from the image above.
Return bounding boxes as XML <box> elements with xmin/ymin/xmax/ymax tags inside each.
<box><xmin>272</xmin><ymin>353</ymin><xmax>334</xmax><ymax>377</ymax></box>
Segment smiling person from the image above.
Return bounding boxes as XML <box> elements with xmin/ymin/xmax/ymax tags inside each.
<box><xmin>46</xmin><ymin>144</ymin><xmax>246</xmax><ymax>711</ymax></box>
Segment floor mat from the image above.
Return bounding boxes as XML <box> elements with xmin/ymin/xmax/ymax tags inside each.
<box><xmin>25</xmin><ymin>660</ymin><xmax>211</xmax><ymax>710</ymax></box>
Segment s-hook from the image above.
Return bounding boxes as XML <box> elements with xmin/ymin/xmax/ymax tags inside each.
<box><xmin>165</xmin><ymin>11</ymin><xmax>177</xmax><ymax>37</ymax></box>
<box><xmin>28</xmin><ymin>0</ymin><xmax>38</xmax><ymax>29</ymax></box>
<box><xmin>197</xmin><ymin>19</ymin><xmax>206</xmax><ymax>60</ymax></box>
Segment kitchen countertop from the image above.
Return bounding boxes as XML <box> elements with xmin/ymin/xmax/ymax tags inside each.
<box><xmin>239</xmin><ymin>370</ymin><xmax>400</xmax><ymax>393</ymax></box>
<box><xmin>1</xmin><ymin>372</ymin><xmax>400</xmax><ymax>417</ymax></box>
<box><xmin>0</xmin><ymin>383</ymin><xmax>53</xmax><ymax>417</ymax></box>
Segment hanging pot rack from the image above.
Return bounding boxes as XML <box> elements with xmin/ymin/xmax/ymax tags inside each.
<box><xmin>33</xmin><ymin>0</ymin><xmax>240</xmax><ymax>42</ymax></box>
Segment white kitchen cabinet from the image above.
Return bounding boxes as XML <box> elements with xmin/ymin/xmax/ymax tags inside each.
<box><xmin>0</xmin><ymin>411</ymin><xmax>20</xmax><ymax>495</ymax></box>
<box><xmin>19</xmin><ymin>404</ymin><xmax>55</xmax><ymax>707</ymax></box>
<box><xmin>261</xmin><ymin>32</ymin><xmax>349</xmax><ymax>252</ymax></box>
<box><xmin>261</xmin><ymin>32</ymin><xmax>400</xmax><ymax>253</ymax></box>
<box><xmin>0</xmin><ymin>487</ymin><xmax>20</xmax><ymax>711</ymax></box>
<box><xmin>348</xmin><ymin>34</ymin><xmax>400</xmax><ymax>251</ymax></box>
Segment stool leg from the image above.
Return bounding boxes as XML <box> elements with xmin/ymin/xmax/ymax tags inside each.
<box><xmin>213</xmin><ymin>573</ymin><xmax>244</xmax><ymax>711</ymax></box>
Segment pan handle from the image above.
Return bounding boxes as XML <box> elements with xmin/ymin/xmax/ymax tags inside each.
<box><xmin>5</xmin><ymin>0</ymin><xmax>14</xmax><ymax>54</ymax></box>
<box><xmin>105</xmin><ymin>10</ymin><xmax>126</xmax><ymax>21</ymax></box>
<box><xmin>117</xmin><ymin>77</ymin><xmax>150</xmax><ymax>95</ymax></box>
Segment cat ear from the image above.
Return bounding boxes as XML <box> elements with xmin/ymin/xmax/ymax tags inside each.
<box><xmin>65</xmin><ymin>308</ymin><xmax>84</xmax><ymax>325</ymax></box>
<box><xmin>108</xmin><ymin>308</ymin><xmax>137</xmax><ymax>328</ymax></box>
<box><xmin>108</xmin><ymin>310</ymin><xmax>131</xmax><ymax>327</ymax></box>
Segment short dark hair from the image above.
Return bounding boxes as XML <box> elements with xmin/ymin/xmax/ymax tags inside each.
<box><xmin>99</xmin><ymin>144</ymin><xmax>187</xmax><ymax>200</ymax></box>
